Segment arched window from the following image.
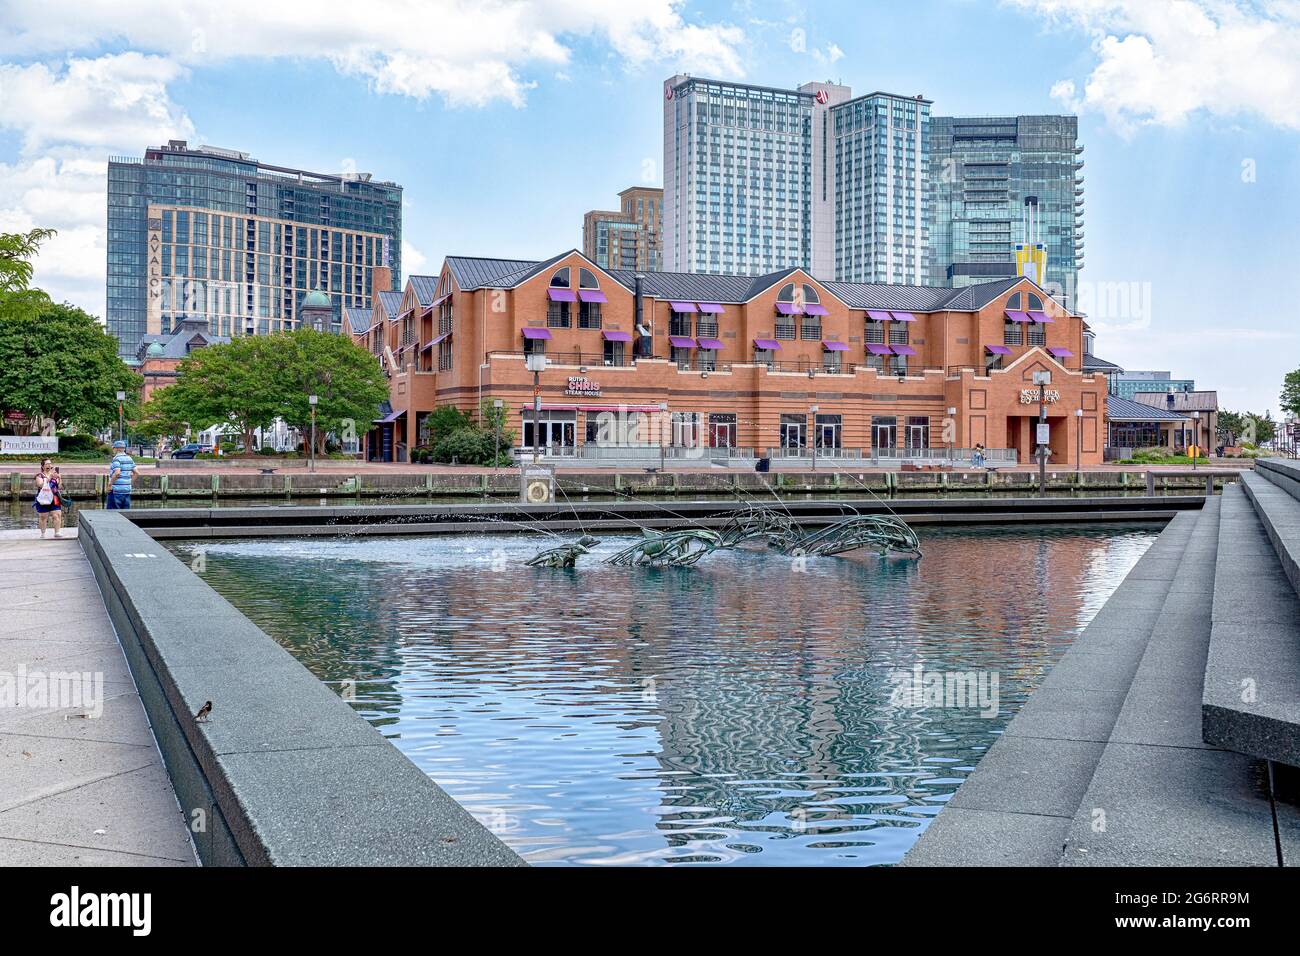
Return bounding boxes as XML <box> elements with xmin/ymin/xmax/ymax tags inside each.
<box><xmin>578</xmin><ymin>268</ymin><xmax>599</xmax><ymax>289</ymax></box>
<box><xmin>1006</xmin><ymin>292</ymin><xmax>1022</xmax><ymax>310</ymax></box>
<box><xmin>1027</xmin><ymin>293</ymin><xmax>1043</xmax><ymax>311</ymax></box>
<box><xmin>801</xmin><ymin>284</ymin><xmax>820</xmax><ymax>304</ymax></box>
<box><xmin>776</xmin><ymin>282</ymin><xmax>796</xmax><ymax>302</ymax></box>
<box><xmin>550</xmin><ymin>268</ymin><xmax>571</xmax><ymax>288</ymax></box>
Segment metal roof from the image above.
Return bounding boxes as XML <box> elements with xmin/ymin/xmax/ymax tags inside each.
<box><xmin>445</xmin><ymin>257</ymin><xmax>538</xmax><ymax>289</ymax></box>
<box><xmin>345</xmin><ymin>307</ymin><xmax>371</xmax><ymax>335</ymax></box>
<box><xmin>407</xmin><ymin>275</ymin><xmax>440</xmax><ymax>306</ymax></box>
<box><xmin>1082</xmin><ymin>353</ymin><xmax>1123</xmax><ymax>373</ymax></box>
<box><xmin>376</xmin><ymin>291</ymin><xmax>404</xmax><ymax>318</ymax></box>
<box><xmin>1107</xmin><ymin>395</ymin><xmax>1189</xmax><ymax>422</ymax></box>
<box><xmin>1132</xmin><ymin>390</ymin><xmax>1219</xmax><ymax>413</ymax></box>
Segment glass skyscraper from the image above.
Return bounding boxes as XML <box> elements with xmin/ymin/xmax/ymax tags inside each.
<box><xmin>928</xmin><ymin>116</ymin><xmax>1083</xmax><ymax>306</ymax></box>
<box><xmin>107</xmin><ymin>141</ymin><xmax>402</xmax><ymax>361</ymax></box>
<box><xmin>662</xmin><ymin>76</ymin><xmax>929</xmax><ymax>283</ymax></box>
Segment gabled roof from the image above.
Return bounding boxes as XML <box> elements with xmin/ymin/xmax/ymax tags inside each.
<box><xmin>1132</xmin><ymin>390</ymin><xmax>1218</xmax><ymax>413</ymax></box>
<box><xmin>375</xmin><ymin>290</ymin><xmax>404</xmax><ymax>318</ymax></box>
<box><xmin>445</xmin><ymin>256</ymin><xmax>538</xmax><ymax>289</ymax></box>
<box><xmin>1083</xmin><ymin>353</ymin><xmax>1123</xmax><ymax>373</ymax></box>
<box><xmin>431</xmin><ymin>254</ymin><xmax>1076</xmax><ymax>315</ymax></box>
<box><xmin>136</xmin><ymin>319</ymin><xmax>230</xmax><ymax>360</ymax></box>
<box><xmin>1108</xmin><ymin>395</ymin><xmax>1189</xmax><ymax>422</ymax></box>
<box><xmin>407</xmin><ymin>275</ymin><xmax>440</xmax><ymax>306</ymax></box>
<box><xmin>345</xmin><ymin>307</ymin><xmax>371</xmax><ymax>335</ymax></box>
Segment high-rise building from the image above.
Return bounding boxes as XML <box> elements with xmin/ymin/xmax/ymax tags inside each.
<box><xmin>929</xmin><ymin>116</ymin><xmax>1083</xmax><ymax>307</ymax></box>
<box><xmin>107</xmin><ymin>140</ymin><xmax>402</xmax><ymax>361</ymax></box>
<box><xmin>662</xmin><ymin>75</ymin><xmax>929</xmax><ymax>284</ymax></box>
<box><xmin>581</xmin><ymin>186</ymin><xmax>663</xmax><ymax>272</ymax></box>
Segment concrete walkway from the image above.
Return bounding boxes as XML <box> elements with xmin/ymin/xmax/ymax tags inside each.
<box><xmin>0</xmin><ymin>529</ymin><xmax>196</xmax><ymax>865</ymax></box>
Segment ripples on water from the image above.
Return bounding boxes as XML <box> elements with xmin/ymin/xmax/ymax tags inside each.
<box><xmin>171</xmin><ymin>523</ymin><xmax>1157</xmax><ymax>866</ymax></box>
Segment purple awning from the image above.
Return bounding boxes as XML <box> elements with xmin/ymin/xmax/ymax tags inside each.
<box><xmin>1005</xmin><ymin>310</ymin><xmax>1033</xmax><ymax>322</ymax></box>
<box><xmin>1048</xmin><ymin>347</ymin><xmax>1074</xmax><ymax>358</ymax></box>
<box><xmin>668</xmin><ymin>336</ymin><xmax>697</xmax><ymax>348</ymax></box>
<box><xmin>891</xmin><ymin>344</ymin><xmax>917</xmax><ymax>356</ymax></box>
<box><xmin>522</xmin><ymin>327</ymin><xmax>552</xmax><ymax>340</ymax></box>
<box><xmin>375</xmin><ymin>409</ymin><xmax>406</xmax><ymax>423</ymax></box>
<box><xmin>821</xmin><ymin>340</ymin><xmax>849</xmax><ymax>351</ymax></box>
<box><xmin>547</xmin><ymin>287</ymin><xmax>576</xmax><ymax>302</ymax></box>
<box><xmin>431</xmin><ymin>293</ymin><xmax>451</xmax><ymax>308</ymax></box>
<box><xmin>1028</xmin><ymin>310</ymin><xmax>1053</xmax><ymax>323</ymax></box>
<box><xmin>889</xmin><ymin>311</ymin><xmax>917</xmax><ymax>322</ymax></box>
<box><xmin>866</xmin><ymin>309</ymin><xmax>892</xmax><ymax>322</ymax></box>
<box><xmin>602</xmin><ymin>330</ymin><xmax>632</xmax><ymax>342</ymax></box>
<box><xmin>753</xmin><ymin>338</ymin><xmax>782</xmax><ymax>350</ymax></box>
<box><xmin>804</xmin><ymin>303</ymin><xmax>829</xmax><ymax>315</ymax></box>
<box><xmin>669</xmin><ymin>301</ymin><xmax>697</xmax><ymax>313</ymax></box>
<box><xmin>775</xmin><ymin>302</ymin><xmax>801</xmax><ymax>315</ymax></box>
<box><xmin>985</xmin><ymin>344</ymin><xmax>1013</xmax><ymax>355</ymax></box>
<box><xmin>866</xmin><ymin>343</ymin><xmax>893</xmax><ymax>355</ymax></box>
<box><xmin>578</xmin><ymin>288</ymin><xmax>608</xmax><ymax>303</ymax></box>
<box><xmin>697</xmin><ymin>302</ymin><xmax>724</xmax><ymax>313</ymax></box>
<box><xmin>429</xmin><ymin>331</ymin><xmax>450</xmax><ymax>347</ymax></box>
<box><xmin>420</xmin><ymin>341</ymin><xmax>434</xmax><ymax>353</ymax></box>
<box><xmin>697</xmin><ymin>337</ymin><xmax>725</xmax><ymax>350</ymax></box>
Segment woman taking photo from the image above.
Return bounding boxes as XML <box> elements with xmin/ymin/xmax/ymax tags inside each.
<box><xmin>33</xmin><ymin>458</ymin><xmax>63</xmax><ymax>538</ymax></box>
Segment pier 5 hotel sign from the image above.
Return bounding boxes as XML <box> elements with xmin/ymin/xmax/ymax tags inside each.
<box><xmin>351</xmin><ymin>249</ymin><xmax>1108</xmax><ymax>468</ymax></box>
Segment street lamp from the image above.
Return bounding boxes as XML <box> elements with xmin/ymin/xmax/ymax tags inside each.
<box><xmin>116</xmin><ymin>390</ymin><xmax>127</xmax><ymax>444</ymax></box>
<box><xmin>493</xmin><ymin>398</ymin><xmax>504</xmax><ymax>473</ymax></box>
<box><xmin>658</xmin><ymin>401</ymin><xmax>669</xmax><ymax>472</ymax></box>
<box><xmin>809</xmin><ymin>404</ymin><xmax>819</xmax><ymax>472</ymax></box>
<box><xmin>308</xmin><ymin>394</ymin><xmax>318</xmax><ymax>473</ymax></box>
<box><xmin>1032</xmin><ymin>370</ymin><xmax>1052</xmax><ymax>496</ymax></box>
<box><xmin>1075</xmin><ymin>408</ymin><xmax>1084</xmax><ymax>479</ymax></box>
<box><xmin>524</xmin><ymin>352</ymin><xmax>548</xmax><ymax>463</ymax></box>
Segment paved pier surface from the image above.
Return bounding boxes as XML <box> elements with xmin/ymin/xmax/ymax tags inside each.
<box><xmin>0</xmin><ymin>529</ymin><xmax>196</xmax><ymax>865</ymax></box>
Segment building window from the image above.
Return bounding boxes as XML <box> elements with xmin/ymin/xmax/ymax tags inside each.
<box><xmin>865</xmin><ymin>321</ymin><xmax>885</xmax><ymax>344</ymax></box>
<box><xmin>438</xmin><ymin>340</ymin><xmax>453</xmax><ymax>371</ymax></box>
<box><xmin>888</xmin><ymin>324</ymin><xmax>909</xmax><ymax>345</ymax></box>
<box><xmin>670</xmin><ymin>315</ymin><xmax>692</xmax><ymax>337</ymax></box>
<box><xmin>524</xmin><ymin>336</ymin><xmax>545</xmax><ymax>355</ymax></box>
<box><xmin>1028</xmin><ymin>322</ymin><xmax>1046</xmax><ymax>346</ymax></box>
<box><xmin>780</xmin><ymin>413</ymin><xmax>807</xmax><ymax>449</ymax></box>
<box><xmin>823</xmin><ymin>350</ymin><xmax>842</xmax><ymax>373</ymax></box>
<box><xmin>550</xmin><ymin>267</ymin><xmax>570</xmax><ymax>288</ymax></box>
<box><xmin>754</xmin><ymin>348</ymin><xmax>775</xmax><ymax>367</ymax></box>
<box><xmin>672</xmin><ymin>346</ymin><xmax>692</xmax><ymax>368</ymax></box>
<box><xmin>872</xmin><ymin>415</ymin><xmax>898</xmax><ymax>452</ymax></box>
<box><xmin>1006</xmin><ymin>292</ymin><xmax>1022</xmax><ymax>310</ymax></box>
<box><xmin>801</xmin><ymin>316</ymin><xmax>822</xmax><ymax>340</ymax></box>
<box><xmin>815</xmin><ymin>414</ymin><xmax>842</xmax><ymax>450</ymax></box>
<box><xmin>672</xmin><ymin>412</ymin><xmax>702</xmax><ymax>447</ymax></box>
<box><xmin>865</xmin><ymin>353</ymin><xmax>886</xmax><ymax>372</ymax></box>
<box><xmin>985</xmin><ymin>352</ymin><xmax>1004</xmax><ymax>372</ymax></box>
<box><xmin>578</xmin><ymin>268</ymin><xmax>598</xmax><ymax>289</ymax></box>
<box><xmin>708</xmin><ymin>412</ymin><xmax>737</xmax><ymax>447</ymax></box>
<box><xmin>603</xmin><ymin>340</ymin><xmax>624</xmax><ymax>366</ymax></box>
<box><xmin>906</xmin><ymin>416</ymin><xmax>930</xmax><ymax>451</ymax></box>
<box><xmin>696</xmin><ymin>315</ymin><xmax>719</xmax><ymax>337</ymax></box>
<box><xmin>547</xmin><ymin>301</ymin><xmax>571</xmax><ymax>328</ymax></box>
<box><xmin>1004</xmin><ymin>320</ymin><xmax>1022</xmax><ymax>346</ymax></box>
<box><xmin>892</xmin><ymin>355</ymin><xmax>908</xmax><ymax>376</ymax></box>
<box><xmin>579</xmin><ymin>302</ymin><xmax>602</xmax><ymax>329</ymax></box>
<box><xmin>775</xmin><ymin>320</ymin><xmax>796</xmax><ymax>340</ymax></box>
<box><xmin>698</xmin><ymin>349</ymin><xmax>718</xmax><ymax>371</ymax></box>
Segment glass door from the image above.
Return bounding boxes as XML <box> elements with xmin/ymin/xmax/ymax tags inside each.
<box><xmin>708</xmin><ymin>413</ymin><xmax>737</xmax><ymax>448</ymax></box>
<box><xmin>872</xmin><ymin>416</ymin><xmax>897</xmax><ymax>456</ymax></box>
<box><xmin>780</xmin><ymin>413</ymin><xmax>806</xmax><ymax>451</ymax></box>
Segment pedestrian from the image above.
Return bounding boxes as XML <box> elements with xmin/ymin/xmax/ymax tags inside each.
<box><xmin>107</xmin><ymin>439</ymin><xmax>136</xmax><ymax>510</ymax></box>
<box><xmin>33</xmin><ymin>458</ymin><xmax>64</xmax><ymax>538</ymax></box>
<box><xmin>972</xmin><ymin>443</ymin><xmax>986</xmax><ymax>468</ymax></box>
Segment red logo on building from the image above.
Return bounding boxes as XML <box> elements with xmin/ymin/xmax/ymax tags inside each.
<box><xmin>665</xmin><ymin>86</ymin><xmax>674</xmax><ymax>101</ymax></box>
<box><xmin>815</xmin><ymin>90</ymin><xmax>829</xmax><ymax>104</ymax></box>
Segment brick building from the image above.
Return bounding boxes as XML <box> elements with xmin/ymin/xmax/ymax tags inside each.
<box><xmin>353</xmin><ymin>251</ymin><xmax>1106</xmax><ymax>466</ymax></box>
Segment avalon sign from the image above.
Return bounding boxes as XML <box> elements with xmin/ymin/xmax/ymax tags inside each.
<box><xmin>1</xmin><ymin>436</ymin><xmax>58</xmax><ymax>455</ymax></box>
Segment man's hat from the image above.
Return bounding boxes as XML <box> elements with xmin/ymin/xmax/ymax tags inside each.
<box><xmin>112</xmin><ymin>440</ymin><xmax>126</xmax><ymax>449</ymax></box>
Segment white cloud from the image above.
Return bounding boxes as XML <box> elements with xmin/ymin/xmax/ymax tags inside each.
<box><xmin>0</xmin><ymin>0</ymin><xmax>747</xmax><ymax>108</ymax></box>
<box><xmin>0</xmin><ymin>1</ymin><xmax>746</xmax><ymax>311</ymax></box>
<box><xmin>1007</xmin><ymin>0</ymin><xmax>1300</xmax><ymax>132</ymax></box>
<box><xmin>0</xmin><ymin>53</ymin><xmax>195</xmax><ymax>152</ymax></box>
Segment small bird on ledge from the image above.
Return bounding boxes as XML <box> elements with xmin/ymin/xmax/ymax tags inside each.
<box><xmin>195</xmin><ymin>700</ymin><xmax>212</xmax><ymax>722</ymax></box>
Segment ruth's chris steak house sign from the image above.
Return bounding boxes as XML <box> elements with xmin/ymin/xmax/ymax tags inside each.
<box><xmin>565</xmin><ymin>376</ymin><xmax>602</xmax><ymax>398</ymax></box>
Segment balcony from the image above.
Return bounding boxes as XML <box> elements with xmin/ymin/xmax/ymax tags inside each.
<box><xmin>489</xmin><ymin>349</ymin><xmax>633</xmax><ymax>369</ymax></box>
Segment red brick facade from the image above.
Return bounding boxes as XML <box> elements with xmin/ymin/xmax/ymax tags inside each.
<box><xmin>354</xmin><ymin>251</ymin><xmax>1106</xmax><ymax>466</ymax></box>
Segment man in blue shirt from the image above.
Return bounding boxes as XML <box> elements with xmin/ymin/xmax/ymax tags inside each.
<box><xmin>107</xmin><ymin>440</ymin><xmax>136</xmax><ymax>510</ymax></box>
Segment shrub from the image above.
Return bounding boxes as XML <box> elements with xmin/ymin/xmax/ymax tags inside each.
<box><xmin>431</xmin><ymin>427</ymin><xmax>495</xmax><ymax>465</ymax></box>
<box><xmin>57</xmin><ymin>433</ymin><xmax>107</xmax><ymax>454</ymax></box>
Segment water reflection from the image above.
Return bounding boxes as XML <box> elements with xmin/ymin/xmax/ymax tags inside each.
<box><xmin>169</xmin><ymin>523</ymin><xmax>1156</xmax><ymax>866</ymax></box>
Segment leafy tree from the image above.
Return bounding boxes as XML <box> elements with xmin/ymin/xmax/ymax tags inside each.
<box><xmin>427</xmin><ymin>405</ymin><xmax>475</xmax><ymax>444</ymax></box>
<box><xmin>1218</xmin><ymin>410</ymin><xmax>1245</xmax><ymax>446</ymax></box>
<box><xmin>267</xmin><ymin>329</ymin><xmax>390</xmax><ymax>456</ymax></box>
<box><xmin>0</xmin><ymin>300</ymin><xmax>142</xmax><ymax>433</ymax></box>
<box><xmin>0</xmin><ymin>228</ymin><xmax>55</xmax><ymax>297</ymax></box>
<box><xmin>161</xmin><ymin>336</ymin><xmax>282</xmax><ymax>452</ymax></box>
<box><xmin>1282</xmin><ymin>369</ymin><xmax>1300</xmax><ymax>419</ymax></box>
<box><xmin>134</xmin><ymin>388</ymin><xmax>192</xmax><ymax>447</ymax></box>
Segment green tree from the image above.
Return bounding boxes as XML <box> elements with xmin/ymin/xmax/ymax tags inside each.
<box><xmin>1218</xmin><ymin>410</ymin><xmax>1245</xmax><ymax>446</ymax></box>
<box><xmin>268</xmin><ymin>329</ymin><xmax>390</xmax><ymax>455</ymax></box>
<box><xmin>0</xmin><ymin>300</ymin><xmax>142</xmax><ymax>433</ymax></box>
<box><xmin>0</xmin><ymin>228</ymin><xmax>55</xmax><ymax>298</ymax></box>
<box><xmin>426</xmin><ymin>405</ymin><xmax>475</xmax><ymax>444</ymax></box>
<box><xmin>162</xmin><ymin>336</ymin><xmax>282</xmax><ymax>452</ymax></box>
<box><xmin>1281</xmin><ymin>369</ymin><xmax>1300</xmax><ymax>419</ymax></box>
<box><xmin>134</xmin><ymin>388</ymin><xmax>192</xmax><ymax>448</ymax></box>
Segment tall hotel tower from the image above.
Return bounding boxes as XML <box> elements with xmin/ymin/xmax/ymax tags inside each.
<box><xmin>663</xmin><ymin>75</ymin><xmax>930</xmax><ymax>284</ymax></box>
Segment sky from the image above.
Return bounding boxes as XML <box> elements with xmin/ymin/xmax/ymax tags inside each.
<box><xmin>1</xmin><ymin>0</ymin><xmax>1297</xmax><ymax>415</ymax></box>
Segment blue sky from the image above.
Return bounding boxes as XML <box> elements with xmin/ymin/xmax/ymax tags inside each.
<box><xmin>1</xmin><ymin>0</ymin><xmax>1297</xmax><ymax>414</ymax></box>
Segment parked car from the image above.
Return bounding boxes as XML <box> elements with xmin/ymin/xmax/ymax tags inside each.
<box><xmin>171</xmin><ymin>443</ymin><xmax>213</xmax><ymax>459</ymax></box>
